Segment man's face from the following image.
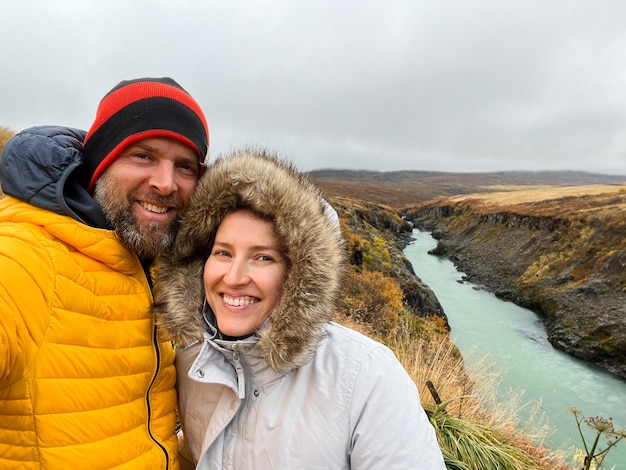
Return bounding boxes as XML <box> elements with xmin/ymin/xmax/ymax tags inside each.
<box><xmin>93</xmin><ymin>137</ymin><xmax>200</xmax><ymax>259</ymax></box>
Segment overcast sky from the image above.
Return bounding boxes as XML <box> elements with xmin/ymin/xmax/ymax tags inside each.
<box><xmin>2</xmin><ymin>0</ymin><xmax>626</xmax><ymax>176</ymax></box>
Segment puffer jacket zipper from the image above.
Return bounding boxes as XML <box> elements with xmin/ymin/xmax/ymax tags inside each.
<box><xmin>144</xmin><ymin>261</ymin><xmax>170</xmax><ymax>469</ymax></box>
<box><xmin>147</xmin><ymin>323</ymin><xmax>170</xmax><ymax>469</ymax></box>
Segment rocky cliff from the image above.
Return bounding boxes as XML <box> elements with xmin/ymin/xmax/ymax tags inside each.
<box><xmin>405</xmin><ymin>185</ymin><xmax>626</xmax><ymax>380</ymax></box>
<box><xmin>328</xmin><ymin>195</ymin><xmax>448</xmax><ymax>324</ymax></box>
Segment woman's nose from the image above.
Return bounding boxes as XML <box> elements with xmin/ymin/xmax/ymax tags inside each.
<box><xmin>223</xmin><ymin>259</ymin><xmax>250</xmax><ymax>285</ymax></box>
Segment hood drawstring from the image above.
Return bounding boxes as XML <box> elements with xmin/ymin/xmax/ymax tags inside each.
<box><xmin>202</xmin><ymin>299</ymin><xmax>257</xmax><ymax>342</ymax></box>
<box><xmin>202</xmin><ymin>300</ymin><xmax>218</xmax><ymax>340</ymax></box>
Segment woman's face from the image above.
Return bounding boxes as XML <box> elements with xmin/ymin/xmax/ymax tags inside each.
<box><xmin>204</xmin><ymin>209</ymin><xmax>287</xmax><ymax>338</ymax></box>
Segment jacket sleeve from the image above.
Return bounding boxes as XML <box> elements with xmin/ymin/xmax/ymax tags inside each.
<box><xmin>0</xmin><ymin>227</ymin><xmax>53</xmax><ymax>386</ymax></box>
<box><xmin>348</xmin><ymin>344</ymin><xmax>446</xmax><ymax>469</ymax></box>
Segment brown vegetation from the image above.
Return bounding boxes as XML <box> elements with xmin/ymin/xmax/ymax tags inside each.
<box><xmin>0</xmin><ymin>126</ymin><xmax>14</xmax><ymax>154</ymax></box>
<box><xmin>449</xmin><ymin>184</ymin><xmax>626</xmax><ymax>206</ymax></box>
<box><xmin>333</xmin><ymin>191</ymin><xmax>571</xmax><ymax>468</ymax></box>
<box><xmin>330</xmin><ymin>194</ymin><xmax>447</xmax><ymax>320</ymax></box>
<box><xmin>0</xmin><ymin>126</ymin><xmax>15</xmax><ymax>197</ymax></box>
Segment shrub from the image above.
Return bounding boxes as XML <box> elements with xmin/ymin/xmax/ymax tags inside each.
<box><xmin>338</xmin><ymin>269</ymin><xmax>404</xmax><ymax>335</ymax></box>
<box><xmin>0</xmin><ymin>126</ymin><xmax>15</xmax><ymax>197</ymax></box>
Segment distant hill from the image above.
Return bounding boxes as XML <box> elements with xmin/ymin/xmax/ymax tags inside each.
<box><xmin>308</xmin><ymin>169</ymin><xmax>626</xmax><ymax>208</ymax></box>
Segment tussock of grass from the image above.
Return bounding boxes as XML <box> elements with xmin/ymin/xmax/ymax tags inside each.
<box><xmin>430</xmin><ymin>402</ymin><xmax>547</xmax><ymax>470</ymax></box>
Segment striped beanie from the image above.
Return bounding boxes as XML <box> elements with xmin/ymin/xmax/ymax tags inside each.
<box><xmin>83</xmin><ymin>77</ymin><xmax>209</xmax><ymax>192</ymax></box>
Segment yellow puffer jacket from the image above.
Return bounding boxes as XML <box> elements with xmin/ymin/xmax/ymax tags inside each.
<box><xmin>0</xmin><ymin>197</ymin><xmax>179</xmax><ymax>469</ymax></box>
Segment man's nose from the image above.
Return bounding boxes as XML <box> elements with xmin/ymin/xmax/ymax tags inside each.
<box><xmin>148</xmin><ymin>162</ymin><xmax>177</xmax><ymax>195</ymax></box>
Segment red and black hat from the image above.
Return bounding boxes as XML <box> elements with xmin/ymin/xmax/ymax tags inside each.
<box><xmin>83</xmin><ymin>77</ymin><xmax>209</xmax><ymax>191</ymax></box>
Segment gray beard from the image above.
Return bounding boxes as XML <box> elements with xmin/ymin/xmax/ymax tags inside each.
<box><xmin>93</xmin><ymin>174</ymin><xmax>180</xmax><ymax>259</ymax></box>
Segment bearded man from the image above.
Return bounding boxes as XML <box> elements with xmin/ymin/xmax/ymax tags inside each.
<box><xmin>0</xmin><ymin>77</ymin><xmax>209</xmax><ymax>469</ymax></box>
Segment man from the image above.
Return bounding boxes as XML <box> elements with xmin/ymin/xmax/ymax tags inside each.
<box><xmin>0</xmin><ymin>77</ymin><xmax>209</xmax><ymax>469</ymax></box>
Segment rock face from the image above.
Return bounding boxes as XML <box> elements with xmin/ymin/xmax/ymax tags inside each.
<box><xmin>330</xmin><ymin>196</ymin><xmax>448</xmax><ymax>324</ymax></box>
<box><xmin>406</xmin><ymin>188</ymin><xmax>626</xmax><ymax>380</ymax></box>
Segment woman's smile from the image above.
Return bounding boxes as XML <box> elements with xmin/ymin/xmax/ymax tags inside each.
<box><xmin>221</xmin><ymin>294</ymin><xmax>260</xmax><ymax>308</ymax></box>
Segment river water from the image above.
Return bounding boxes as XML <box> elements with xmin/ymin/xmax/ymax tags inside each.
<box><xmin>404</xmin><ymin>229</ymin><xmax>626</xmax><ymax>469</ymax></box>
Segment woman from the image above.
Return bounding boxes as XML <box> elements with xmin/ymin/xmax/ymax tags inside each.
<box><xmin>152</xmin><ymin>150</ymin><xmax>445</xmax><ymax>469</ymax></box>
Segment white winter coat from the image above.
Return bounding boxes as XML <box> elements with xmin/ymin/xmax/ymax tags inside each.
<box><xmin>176</xmin><ymin>321</ymin><xmax>445</xmax><ymax>469</ymax></box>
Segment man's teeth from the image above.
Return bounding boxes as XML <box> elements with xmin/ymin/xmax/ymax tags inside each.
<box><xmin>141</xmin><ymin>202</ymin><xmax>168</xmax><ymax>213</ymax></box>
<box><xmin>223</xmin><ymin>295</ymin><xmax>257</xmax><ymax>307</ymax></box>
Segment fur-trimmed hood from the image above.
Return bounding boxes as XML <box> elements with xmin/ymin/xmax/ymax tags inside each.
<box><xmin>152</xmin><ymin>150</ymin><xmax>345</xmax><ymax>373</ymax></box>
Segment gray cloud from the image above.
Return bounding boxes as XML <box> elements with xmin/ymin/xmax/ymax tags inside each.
<box><xmin>1</xmin><ymin>0</ymin><xmax>625</xmax><ymax>175</ymax></box>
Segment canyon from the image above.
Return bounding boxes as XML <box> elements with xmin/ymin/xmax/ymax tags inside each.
<box><xmin>404</xmin><ymin>185</ymin><xmax>626</xmax><ymax>379</ymax></box>
<box><xmin>313</xmin><ymin>170</ymin><xmax>626</xmax><ymax>380</ymax></box>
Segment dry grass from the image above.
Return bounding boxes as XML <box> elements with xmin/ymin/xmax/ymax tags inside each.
<box><xmin>444</xmin><ymin>184</ymin><xmax>626</xmax><ymax>221</ymax></box>
<box><xmin>0</xmin><ymin>126</ymin><xmax>14</xmax><ymax>152</ymax></box>
<box><xmin>452</xmin><ymin>184</ymin><xmax>626</xmax><ymax>205</ymax></box>
<box><xmin>337</xmin><ymin>314</ymin><xmax>570</xmax><ymax>469</ymax></box>
<box><xmin>0</xmin><ymin>126</ymin><xmax>16</xmax><ymax>197</ymax></box>
<box><xmin>335</xmin><ymin>203</ymin><xmax>574</xmax><ymax>467</ymax></box>
<box><xmin>448</xmin><ymin>185</ymin><xmax>626</xmax><ymax>227</ymax></box>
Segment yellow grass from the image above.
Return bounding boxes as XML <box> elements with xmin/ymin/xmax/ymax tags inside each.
<box><xmin>450</xmin><ymin>184</ymin><xmax>626</xmax><ymax>206</ymax></box>
<box><xmin>337</xmin><ymin>314</ymin><xmax>570</xmax><ymax>469</ymax></box>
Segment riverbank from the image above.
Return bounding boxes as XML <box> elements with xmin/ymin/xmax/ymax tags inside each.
<box><xmin>404</xmin><ymin>229</ymin><xmax>626</xmax><ymax>470</ymax></box>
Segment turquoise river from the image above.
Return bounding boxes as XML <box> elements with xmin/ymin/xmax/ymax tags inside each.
<box><xmin>404</xmin><ymin>229</ymin><xmax>626</xmax><ymax>469</ymax></box>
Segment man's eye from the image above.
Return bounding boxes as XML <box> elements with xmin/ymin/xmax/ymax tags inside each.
<box><xmin>177</xmin><ymin>162</ymin><xmax>199</xmax><ymax>176</ymax></box>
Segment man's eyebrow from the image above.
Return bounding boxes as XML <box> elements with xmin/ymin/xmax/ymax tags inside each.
<box><xmin>127</xmin><ymin>141</ymin><xmax>156</xmax><ymax>152</ymax></box>
<box><xmin>128</xmin><ymin>142</ymin><xmax>199</xmax><ymax>165</ymax></box>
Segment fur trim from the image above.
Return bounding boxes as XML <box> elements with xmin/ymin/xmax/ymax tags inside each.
<box><xmin>152</xmin><ymin>149</ymin><xmax>346</xmax><ymax>373</ymax></box>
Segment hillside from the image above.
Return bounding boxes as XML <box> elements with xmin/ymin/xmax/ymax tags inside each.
<box><xmin>329</xmin><ymin>194</ymin><xmax>571</xmax><ymax>469</ymax></box>
<box><xmin>310</xmin><ymin>169</ymin><xmax>626</xmax><ymax>208</ymax></box>
<box><xmin>331</xmin><ymin>179</ymin><xmax>625</xmax><ymax>465</ymax></box>
<box><xmin>329</xmin><ymin>195</ymin><xmax>446</xmax><ymax>322</ymax></box>
<box><xmin>404</xmin><ymin>184</ymin><xmax>626</xmax><ymax>379</ymax></box>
